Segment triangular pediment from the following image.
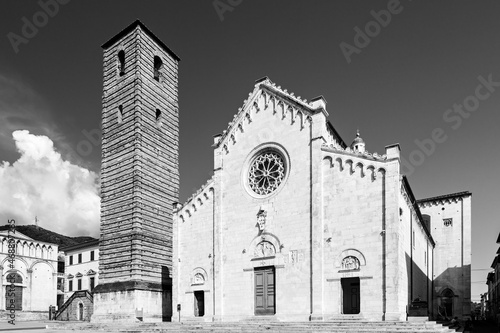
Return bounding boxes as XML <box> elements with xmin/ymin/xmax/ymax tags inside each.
<box><xmin>214</xmin><ymin>77</ymin><xmax>328</xmax><ymax>153</ymax></box>
<box><xmin>86</xmin><ymin>269</ymin><xmax>97</xmax><ymax>276</ymax></box>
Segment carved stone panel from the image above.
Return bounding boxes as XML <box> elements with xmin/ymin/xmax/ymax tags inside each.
<box><xmin>193</xmin><ymin>273</ymin><xmax>205</xmax><ymax>285</ymax></box>
<box><xmin>254</xmin><ymin>241</ymin><xmax>276</xmax><ymax>258</ymax></box>
<box><xmin>341</xmin><ymin>256</ymin><xmax>360</xmax><ymax>271</ymax></box>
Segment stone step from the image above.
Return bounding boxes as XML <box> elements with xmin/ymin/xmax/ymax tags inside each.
<box><xmin>48</xmin><ymin>321</ymin><xmax>456</xmax><ymax>333</ymax></box>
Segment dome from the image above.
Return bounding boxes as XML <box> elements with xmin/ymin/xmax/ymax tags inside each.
<box><xmin>350</xmin><ymin>130</ymin><xmax>365</xmax><ymax>153</ymax></box>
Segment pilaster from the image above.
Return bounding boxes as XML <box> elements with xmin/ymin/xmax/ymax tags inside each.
<box><xmin>309</xmin><ymin>106</ymin><xmax>327</xmax><ymax>320</ymax></box>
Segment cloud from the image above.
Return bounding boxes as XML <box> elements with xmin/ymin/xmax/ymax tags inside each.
<box><xmin>0</xmin><ymin>130</ymin><xmax>100</xmax><ymax>237</ymax></box>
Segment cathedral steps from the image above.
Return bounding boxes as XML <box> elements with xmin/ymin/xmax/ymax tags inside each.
<box><xmin>48</xmin><ymin>320</ymin><xmax>456</xmax><ymax>332</ymax></box>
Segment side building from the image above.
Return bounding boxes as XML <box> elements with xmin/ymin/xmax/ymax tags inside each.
<box><xmin>486</xmin><ymin>232</ymin><xmax>500</xmax><ymax>321</ymax></box>
<box><xmin>56</xmin><ymin>239</ymin><xmax>99</xmax><ymax>321</ymax></box>
<box><xmin>0</xmin><ymin>229</ymin><xmax>58</xmax><ymax>318</ymax></box>
<box><xmin>417</xmin><ymin>192</ymin><xmax>472</xmax><ymax>320</ymax></box>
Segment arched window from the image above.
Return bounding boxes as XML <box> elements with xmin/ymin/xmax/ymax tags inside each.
<box><xmin>118</xmin><ymin>50</ymin><xmax>125</xmax><ymax>76</ymax></box>
<box><xmin>153</xmin><ymin>56</ymin><xmax>163</xmax><ymax>81</ymax></box>
<box><xmin>6</xmin><ymin>272</ymin><xmax>22</xmax><ymax>284</ymax></box>
<box><xmin>117</xmin><ymin>105</ymin><xmax>123</xmax><ymax>123</ymax></box>
<box><xmin>155</xmin><ymin>109</ymin><xmax>162</xmax><ymax>127</ymax></box>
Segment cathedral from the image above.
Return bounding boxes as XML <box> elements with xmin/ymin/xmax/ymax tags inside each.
<box><xmin>92</xmin><ymin>20</ymin><xmax>471</xmax><ymax>323</ymax></box>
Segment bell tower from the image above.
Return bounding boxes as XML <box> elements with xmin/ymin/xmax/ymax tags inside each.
<box><xmin>92</xmin><ymin>20</ymin><xmax>180</xmax><ymax>322</ymax></box>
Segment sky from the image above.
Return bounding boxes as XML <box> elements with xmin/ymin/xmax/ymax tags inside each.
<box><xmin>0</xmin><ymin>0</ymin><xmax>499</xmax><ymax>302</ymax></box>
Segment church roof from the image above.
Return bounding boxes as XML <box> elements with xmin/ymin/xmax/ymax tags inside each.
<box><xmin>101</xmin><ymin>19</ymin><xmax>181</xmax><ymax>61</ymax></box>
<box><xmin>417</xmin><ymin>191</ymin><xmax>472</xmax><ymax>204</ymax></box>
<box><xmin>492</xmin><ymin>255</ymin><xmax>499</xmax><ymax>269</ymax></box>
<box><xmin>60</xmin><ymin>239</ymin><xmax>99</xmax><ymax>253</ymax></box>
<box><xmin>402</xmin><ymin>176</ymin><xmax>435</xmax><ymax>247</ymax></box>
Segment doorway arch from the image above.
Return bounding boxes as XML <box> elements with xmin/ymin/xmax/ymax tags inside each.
<box><xmin>78</xmin><ymin>302</ymin><xmax>84</xmax><ymax>321</ymax></box>
<box><xmin>439</xmin><ymin>288</ymin><xmax>455</xmax><ymax>319</ymax></box>
<box><xmin>5</xmin><ymin>272</ymin><xmax>23</xmax><ymax>310</ymax></box>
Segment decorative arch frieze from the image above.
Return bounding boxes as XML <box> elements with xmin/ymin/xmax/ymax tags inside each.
<box><xmin>345</xmin><ymin>159</ymin><xmax>354</xmax><ymax>175</ymax></box>
<box><xmin>214</xmin><ymin>82</ymin><xmax>314</xmax><ymax>156</ymax></box>
<box><xmin>355</xmin><ymin>162</ymin><xmax>364</xmax><ymax>177</ymax></box>
<box><xmin>322</xmin><ymin>154</ymin><xmax>385</xmax><ymax>182</ymax></box>
<box><xmin>175</xmin><ymin>179</ymin><xmax>215</xmax><ymax>222</ymax></box>
<box><xmin>322</xmin><ymin>156</ymin><xmax>333</xmax><ymax>168</ymax></box>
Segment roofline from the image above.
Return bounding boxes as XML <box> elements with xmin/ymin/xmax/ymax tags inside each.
<box><xmin>402</xmin><ymin>176</ymin><xmax>436</xmax><ymax>247</ymax></box>
<box><xmin>497</xmin><ymin>232</ymin><xmax>500</xmax><ymax>244</ymax></box>
<box><xmin>0</xmin><ymin>230</ymin><xmax>59</xmax><ymax>247</ymax></box>
<box><xmin>60</xmin><ymin>239</ymin><xmax>99</xmax><ymax>252</ymax></box>
<box><xmin>101</xmin><ymin>19</ymin><xmax>181</xmax><ymax>61</ymax></box>
<box><xmin>326</xmin><ymin>120</ymin><xmax>347</xmax><ymax>148</ymax></box>
<box><xmin>417</xmin><ymin>191</ymin><xmax>471</xmax><ymax>203</ymax></box>
<box><xmin>491</xmin><ymin>255</ymin><xmax>498</xmax><ymax>269</ymax></box>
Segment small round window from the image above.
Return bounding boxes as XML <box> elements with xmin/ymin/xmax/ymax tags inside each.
<box><xmin>248</xmin><ymin>150</ymin><xmax>286</xmax><ymax>196</ymax></box>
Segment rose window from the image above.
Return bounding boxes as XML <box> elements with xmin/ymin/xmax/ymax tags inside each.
<box><xmin>248</xmin><ymin>151</ymin><xmax>285</xmax><ymax>195</ymax></box>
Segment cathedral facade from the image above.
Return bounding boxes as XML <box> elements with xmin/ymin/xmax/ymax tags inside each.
<box><xmin>172</xmin><ymin>78</ymin><xmax>471</xmax><ymax>321</ymax></box>
<box><xmin>95</xmin><ymin>21</ymin><xmax>471</xmax><ymax>323</ymax></box>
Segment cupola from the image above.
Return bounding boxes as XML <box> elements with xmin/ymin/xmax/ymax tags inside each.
<box><xmin>350</xmin><ymin>130</ymin><xmax>365</xmax><ymax>153</ymax></box>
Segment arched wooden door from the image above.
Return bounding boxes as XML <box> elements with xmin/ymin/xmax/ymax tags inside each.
<box><xmin>440</xmin><ymin>289</ymin><xmax>455</xmax><ymax>319</ymax></box>
<box><xmin>5</xmin><ymin>272</ymin><xmax>22</xmax><ymax>310</ymax></box>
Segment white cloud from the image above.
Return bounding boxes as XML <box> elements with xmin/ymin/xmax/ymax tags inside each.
<box><xmin>0</xmin><ymin>130</ymin><xmax>100</xmax><ymax>237</ymax></box>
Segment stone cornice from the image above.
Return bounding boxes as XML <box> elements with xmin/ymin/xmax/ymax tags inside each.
<box><xmin>401</xmin><ymin>176</ymin><xmax>435</xmax><ymax>247</ymax></box>
<box><xmin>417</xmin><ymin>191</ymin><xmax>471</xmax><ymax>207</ymax></box>
<box><xmin>321</xmin><ymin>143</ymin><xmax>387</xmax><ymax>162</ymax></box>
<box><xmin>175</xmin><ymin>176</ymin><xmax>215</xmax><ymax>219</ymax></box>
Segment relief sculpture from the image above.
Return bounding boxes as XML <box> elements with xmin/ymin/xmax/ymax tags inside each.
<box><xmin>341</xmin><ymin>256</ymin><xmax>360</xmax><ymax>270</ymax></box>
<box><xmin>254</xmin><ymin>241</ymin><xmax>276</xmax><ymax>258</ymax></box>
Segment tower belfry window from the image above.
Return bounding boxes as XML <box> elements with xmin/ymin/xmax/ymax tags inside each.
<box><xmin>154</xmin><ymin>56</ymin><xmax>163</xmax><ymax>81</ymax></box>
<box><xmin>156</xmin><ymin>109</ymin><xmax>162</xmax><ymax>127</ymax></box>
<box><xmin>118</xmin><ymin>50</ymin><xmax>125</xmax><ymax>76</ymax></box>
<box><xmin>118</xmin><ymin>105</ymin><xmax>123</xmax><ymax>123</ymax></box>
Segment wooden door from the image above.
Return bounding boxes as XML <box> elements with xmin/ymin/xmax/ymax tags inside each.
<box><xmin>341</xmin><ymin>277</ymin><xmax>360</xmax><ymax>314</ymax></box>
<box><xmin>194</xmin><ymin>291</ymin><xmax>204</xmax><ymax>317</ymax></box>
<box><xmin>5</xmin><ymin>286</ymin><xmax>22</xmax><ymax>310</ymax></box>
<box><xmin>255</xmin><ymin>267</ymin><xmax>275</xmax><ymax>315</ymax></box>
<box><xmin>79</xmin><ymin>303</ymin><xmax>84</xmax><ymax>320</ymax></box>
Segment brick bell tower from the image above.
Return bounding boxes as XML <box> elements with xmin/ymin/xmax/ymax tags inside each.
<box><xmin>92</xmin><ymin>20</ymin><xmax>180</xmax><ymax>322</ymax></box>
